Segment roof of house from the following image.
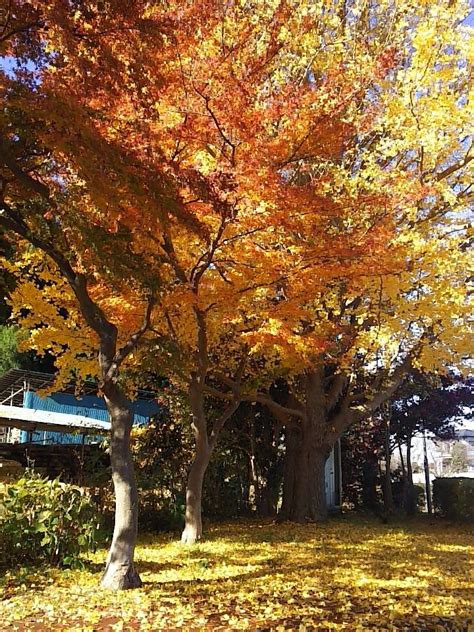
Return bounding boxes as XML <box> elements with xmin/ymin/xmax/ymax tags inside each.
<box><xmin>0</xmin><ymin>368</ymin><xmax>158</xmax><ymax>406</ymax></box>
<box><xmin>0</xmin><ymin>369</ymin><xmax>161</xmax><ymax>435</ymax></box>
<box><xmin>457</xmin><ymin>429</ymin><xmax>474</xmax><ymax>444</ymax></box>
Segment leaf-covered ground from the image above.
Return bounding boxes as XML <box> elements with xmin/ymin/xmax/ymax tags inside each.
<box><xmin>1</xmin><ymin>517</ymin><xmax>473</xmax><ymax>631</ymax></box>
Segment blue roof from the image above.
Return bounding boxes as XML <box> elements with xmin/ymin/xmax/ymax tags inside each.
<box><xmin>23</xmin><ymin>391</ymin><xmax>160</xmax><ymax>424</ymax></box>
<box><xmin>19</xmin><ymin>390</ymin><xmax>160</xmax><ymax>444</ymax></box>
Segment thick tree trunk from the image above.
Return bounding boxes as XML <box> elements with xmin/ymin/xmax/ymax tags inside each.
<box><xmin>293</xmin><ymin>432</ymin><xmax>311</xmax><ymax>522</ymax></box>
<box><xmin>305</xmin><ymin>370</ymin><xmax>329</xmax><ymax>523</ymax></box>
<box><xmin>181</xmin><ymin>433</ymin><xmax>211</xmax><ymax>544</ymax></box>
<box><xmin>280</xmin><ymin>427</ymin><xmax>329</xmax><ymax>523</ymax></box>
<box><xmin>293</xmin><ymin>445</ymin><xmax>312</xmax><ymax>524</ymax></box>
<box><xmin>101</xmin><ymin>387</ymin><xmax>141</xmax><ymax>590</ymax></box>
<box><xmin>279</xmin><ymin>424</ymin><xmax>301</xmax><ymax>521</ymax></box>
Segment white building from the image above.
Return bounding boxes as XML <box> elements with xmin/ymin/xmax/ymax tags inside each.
<box><xmin>410</xmin><ymin>423</ymin><xmax>474</xmax><ymax>477</ymax></box>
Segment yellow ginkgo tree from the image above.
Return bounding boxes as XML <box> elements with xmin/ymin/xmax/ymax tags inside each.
<box><xmin>213</xmin><ymin>0</ymin><xmax>473</xmax><ymax>523</ymax></box>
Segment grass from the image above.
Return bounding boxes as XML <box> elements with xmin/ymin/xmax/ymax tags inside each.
<box><xmin>1</xmin><ymin>516</ymin><xmax>473</xmax><ymax>630</ymax></box>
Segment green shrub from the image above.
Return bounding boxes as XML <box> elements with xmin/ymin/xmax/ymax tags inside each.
<box><xmin>138</xmin><ymin>491</ymin><xmax>185</xmax><ymax>532</ymax></box>
<box><xmin>391</xmin><ymin>478</ymin><xmax>425</xmax><ymax>513</ymax></box>
<box><xmin>414</xmin><ymin>484</ymin><xmax>426</xmax><ymax>510</ymax></box>
<box><xmin>0</xmin><ymin>472</ymin><xmax>102</xmax><ymax>568</ymax></box>
<box><xmin>433</xmin><ymin>477</ymin><xmax>474</xmax><ymax>522</ymax></box>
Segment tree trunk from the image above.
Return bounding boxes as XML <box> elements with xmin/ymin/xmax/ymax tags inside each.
<box><xmin>101</xmin><ymin>386</ymin><xmax>142</xmax><ymax>590</ymax></box>
<box><xmin>305</xmin><ymin>370</ymin><xmax>329</xmax><ymax>522</ymax></box>
<box><xmin>181</xmin><ymin>381</ymin><xmax>211</xmax><ymax>545</ymax></box>
<box><xmin>293</xmin><ymin>430</ymin><xmax>312</xmax><ymax>522</ymax></box>
<box><xmin>181</xmin><ymin>438</ymin><xmax>211</xmax><ymax>544</ymax></box>
<box><xmin>310</xmin><ymin>447</ymin><xmax>329</xmax><ymax>522</ymax></box>
<box><xmin>280</xmin><ymin>426</ymin><xmax>329</xmax><ymax>523</ymax></box>
<box><xmin>181</xmin><ymin>374</ymin><xmax>240</xmax><ymax>542</ymax></box>
<box><xmin>398</xmin><ymin>442</ymin><xmax>406</xmax><ymax>476</ymax></box>
<box><xmin>292</xmin><ymin>442</ymin><xmax>329</xmax><ymax>522</ymax></box>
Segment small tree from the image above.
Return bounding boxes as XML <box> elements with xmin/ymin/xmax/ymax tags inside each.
<box><xmin>448</xmin><ymin>442</ymin><xmax>469</xmax><ymax>474</ymax></box>
<box><xmin>390</xmin><ymin>373</ymin><xmax>473</xmax><ymax>515</ymax></box>
<box><xmin>0</xmin><ymin>325</ymin><xmax>21</xmax><ymax>374</ymax></box>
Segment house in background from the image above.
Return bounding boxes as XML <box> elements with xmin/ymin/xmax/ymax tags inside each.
<box><xmin>409</xmin><ymin>422</ymin><xmax>474</xmax><ymax>480</ymax></box>
<box><xmin>0</xmin><ymin>368</ymin><xmax>160</xmax><ymax>446</ymax></box>
<box><xmin>431</xmin><ymin>428</ymin><xmax>474</xmax><ymax>476</ymax></box>
<box><xmin>0</xmin><ymin>369</ymin><xmax>160</xmax><ymax>480</ymax></box>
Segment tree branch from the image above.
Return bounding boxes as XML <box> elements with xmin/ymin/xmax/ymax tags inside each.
<box><xmin>0</xmin><ymin>200</ymin><xmax>116</xmax><ymax>345</ymax></box>
<box><xmin>209</xmin><ymin>399</ymin><xmax>240</xmax><ymax>448</ymax></box>
<box><xmin>434</xmin><ymin>154</ymin><xmax>473</xmax><ymax>182</ymax></box>
<box><xmin>243</xmin><ymin>392</ymin><xmax>305</xmax><ymax>420</ymax></box>
<box><xmin>349</xmin><ymin>337</ymin><xmax>429</xmax><ymax>422</ymax></box>
<box><xmin>0</xmin><ymin>137</ymin><xmax>50</xmax><ymax>198</ymax></box>
<box><xmin>195</xmin><ymin>88</ymin><xmax>237</xmax><ymax>165</ymax></box>
<box><xmin>326</xmin><ymin>372</ymin><xmax>348</xmax><ymax>411</ymax></box>
<box><xmin>105</xmin><ymin>293</ymin><xmax>156</xmax><ymax>382</ymax></box>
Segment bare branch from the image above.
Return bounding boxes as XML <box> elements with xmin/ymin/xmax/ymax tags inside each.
<box><xmin>249</xmin><ymin>392</ymin><xmax>305</xmax><ymax>420</ymax></box>
<box><xmin>194</xmin><ymin>88</ymin><xmax>236</xmax><ymax>165</ymax></box>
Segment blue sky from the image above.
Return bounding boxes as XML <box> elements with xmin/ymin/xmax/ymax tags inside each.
<box><xmin>463</xmin><ymin>6</ymin><xmax>474</xmax><ymax>26</ymax></box>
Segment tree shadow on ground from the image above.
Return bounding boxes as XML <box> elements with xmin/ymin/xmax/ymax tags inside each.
<box><xmin>2</xmin><ymin>518</ymin><xmax>472</xmax><ymax>632</ymax></box>
<box><xmin>256</xmin><ymin>613</ymin><xmax>473</xmax><ymax>632</ymax></box>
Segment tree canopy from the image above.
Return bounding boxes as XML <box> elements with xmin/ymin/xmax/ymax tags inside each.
<box><xmin>0</xmin><ymin>0</ymin><xmax>472</xmax><ymax>584</ymax></box>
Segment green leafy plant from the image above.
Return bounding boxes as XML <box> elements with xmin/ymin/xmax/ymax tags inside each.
<box><xmin>0</xmin><ymin>471</ymin><xmax>102</xmax><ymax>568</ymax></box>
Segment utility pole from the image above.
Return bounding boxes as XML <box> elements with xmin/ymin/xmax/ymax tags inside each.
<box><xmin>423</xmin><ymin>430</ymin><xmax>433</xmax><ymax>515</ymax></box>
<box><xmin>383</xmin><ymin>409</ymin><xmax>394</xmax><ymax>515</ymax></box>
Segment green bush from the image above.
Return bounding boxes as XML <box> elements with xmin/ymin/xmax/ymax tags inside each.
<box><xmin>433</xmin><ymin>477</ymin><xmax>474</xmax><ymax>522</ymax></box>
<box><xmin>139</xmin><ymin>491</ymin><xmax>185</xmax><ymax>532</ymax></box>
<box><xmin>391</xmin><ymin>478</ymin><xmax>425</xmax><ymax>513</ymax></box>
<box><xmin>0</xmin><ymin>472</ymin><xmax>102</xmax><ymax>568</ymax></box>
<box><xmin>414</xmin><ymin>483</ymin><xmax>426</xmax><ymax>510</ymax></box>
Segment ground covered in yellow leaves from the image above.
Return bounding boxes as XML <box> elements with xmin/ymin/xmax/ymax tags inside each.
<box><xmin>1</xmin><ymin>517</ymin><xmax>473</xmax><ymax>631</ymax></box>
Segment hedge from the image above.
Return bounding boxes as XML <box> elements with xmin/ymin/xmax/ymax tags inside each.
<box><xmin>432</xmin><ymin>477</ymin><xmax>474</xmax><ymax>522</ymax></box>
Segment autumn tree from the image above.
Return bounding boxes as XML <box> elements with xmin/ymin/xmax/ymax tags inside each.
<box><xmin>126</xmin><ymin>1</ymin><xmax>420</xmax><ymax>542</ymax></box>
<box><xmin>1</xmin><ymin>0</ymin><xmax>471</xmax><ymax>556</ymax></box>
<box><xmin>216</xmin><ymin>0</ymin><xmax>473</xmax><ymax>523</ymax></box>
<box><xmin>0</xmin><ymin>1</ymin><xmax>197</xmax><ymax>588</ymax></box>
